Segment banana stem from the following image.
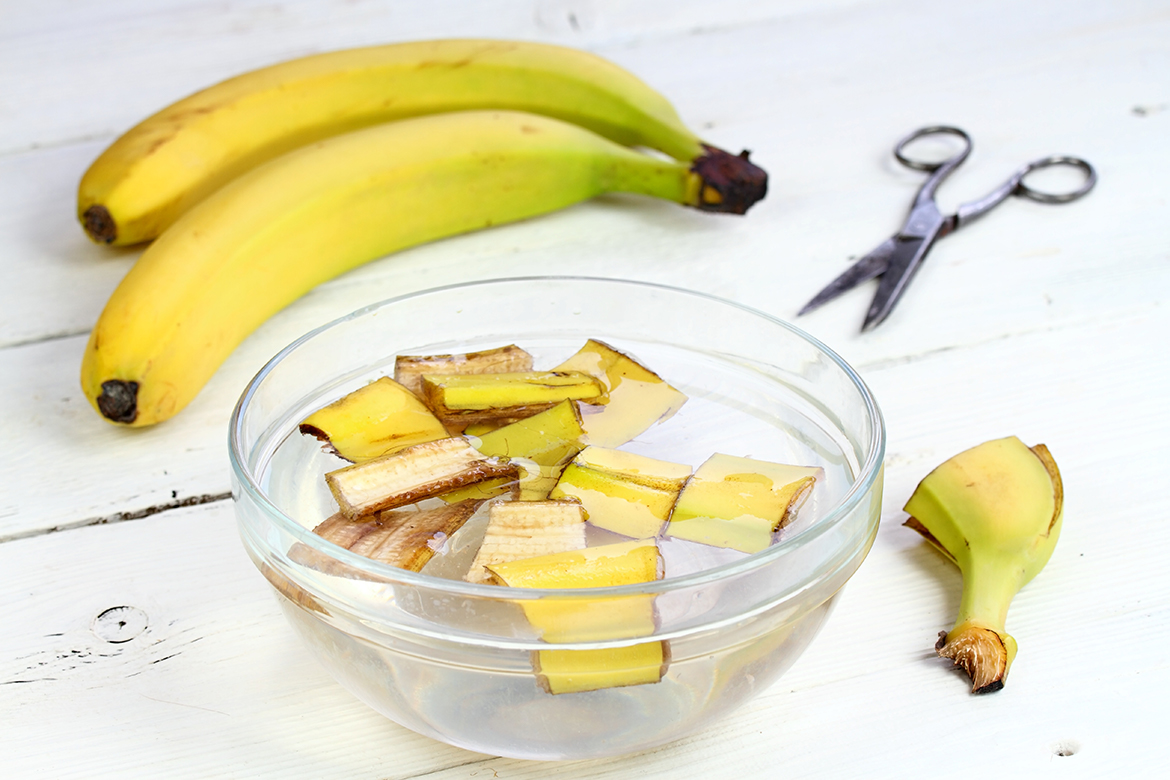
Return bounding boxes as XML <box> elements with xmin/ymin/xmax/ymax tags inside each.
<box><xmin>605</xmin><ymin>145</ymin><xmax>767</xmax><ymax>214</ymax></box>
<box><xmin>955</xmin><ymin>557</ymin><xmax>1023</xmax><ymax>634</ymax></box>
<box><xmin>939</xmin><ymin>557</ymin><xmax>1024</xmax><ymax>693</ymax></box>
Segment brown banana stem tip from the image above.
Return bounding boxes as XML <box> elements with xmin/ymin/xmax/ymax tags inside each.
<box><xmin>82</xmin><ymin>205</ymin><xmax>117</xmax><ymax>244</ymax></box>
<box><xmin>936</xmin><ymin>628</ymin><xmax>1007</xmax><ymax>694</ymax></box>
<box><xmin>691</xmin><ymin>144</ymin><xmax>768</xmax><ymax>214</ymax></box>
<box><xmin>97</xmin><ymin>379</ymin><xmax>139</xmax><ymax>423</ymax></box>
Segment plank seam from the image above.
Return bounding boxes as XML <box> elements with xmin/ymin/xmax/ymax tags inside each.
<box><xmin>0</xmin><ymin>491</ymin><xmax>232</xmax><ymax>544</ymax></box>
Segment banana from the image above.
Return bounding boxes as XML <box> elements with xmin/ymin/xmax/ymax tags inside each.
<box><xmin>78</xmin><ymin>38</ymin><xmax>767</xmax><ymax>245</ymax></box>
<box><xmin>903</xmin><ymin>436</ymin><xmax>1064</xmax><ymax>693</ymax></box>
<box><xmin>81</xmin><ymin>110</ymin><xmax>759</xmax><ymax>427</ymax></box>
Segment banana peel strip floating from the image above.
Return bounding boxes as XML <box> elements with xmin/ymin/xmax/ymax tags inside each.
<box><xmin>394</xmin><ymin>344</ymin><xmax>534</xmax><ymax>398</ymax></box>
<box><xmin>485</xmin><ymin>539</ymin><xmax>667</xmax><ymax>695</ymax></box>
<box><xmin>465</xmin><ymin>499</ymin><xmax>588</xmax><ymax>585</ymax></box>
<box><xmin>470</xmin><ymin>400</ymin><xmax>587</xmax><ymax>501</ymax></box>
<box><xmin>665</xmin><ymin>453</ymin><xmax>822</xmax><ymax>554</ymax></box>
<box><xmin>299</xmin><ymin>376</ymin><xmax>449</xmax><ymax>463</ymax></box>
<box><xmin>549</xmin><ymin>446</ymin><xmax>692</xmax><ymax>539</ymax></box>
<box><xmin>421</xmin><ymin>370</ymin><xmax>605</xmax><ymax>429</ymax></box>
<box><xmin>554</xmin><ymin>339</ymin><xmax>688</xmax><ymax>448</ymax></box>
<box><xmin>326</xmin><ymin>436</ymin><xmax>516</xmax><ymax>519</ymax></box>
<box><xmin>291</xmin><ymin>499</ymin><xmax>483</xmax><ymax>579</ymax></box>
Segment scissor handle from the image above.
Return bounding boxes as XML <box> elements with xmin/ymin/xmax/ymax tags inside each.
<box><xmin>955</xmin><ymin>155</ymin><xmax>1097</xmax><ymax>228</ymax></box>
<box><xmin>894</xmin><ymin>125</ymin><xmax>973</xmax><ymax>172</ymax></box>
<box><xmin>893</xmin><ymin>126</ymin><xmax>973</xmax><ymax>216</ymax></box>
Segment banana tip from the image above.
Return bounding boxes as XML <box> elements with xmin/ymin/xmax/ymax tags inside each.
<box><xmin>691</xmin><ymin>145</ymin><xmax>768</xmax><ymax>214</ymax></box>
<box><xmin>97</xmin><ymin>379</ymin><xmax>139</xmax><ymax>424</ymax></box>
<box><xmin>82</xmin><ymin>204</ymin><xmax>117</xmax><ymax>244</ymax></box>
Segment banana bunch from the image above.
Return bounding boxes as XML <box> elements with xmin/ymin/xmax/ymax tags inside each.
<box><xmin>904</xmin><ymin>436</ymin><xmax>1064</xmax><ymax>693</ymax></box>
<box><xmin>79</xmin><ymin>39</ymin><xmax>768</xmax><ymax>427</ymax></box>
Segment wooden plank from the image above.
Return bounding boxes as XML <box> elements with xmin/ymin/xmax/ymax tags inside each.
<box><xmin>0</xmin><ymin>0</ymin><xmax>875</xmax><ymax>153</ymax></box>
<box><xmin>0</xmin><ymin>501</ymin><xmax>485</xmax><ymax>779</ymax></box>
<box><xmin>2</xmin><ymin>425</ymin><xmax>1165</xmax><ymax>777</ymax></box>
<box><xmin>2</xmin><ymin>0</ymin><xmax>1167</xmax><ymax>353</ymax></box>
<box><xmin>1</xmin><ymin>0</ymin><xmax>1168</xmax><ymax>776</ymax></box>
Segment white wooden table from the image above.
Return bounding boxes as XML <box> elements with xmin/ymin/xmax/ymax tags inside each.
<box><xmin>3</xmin><ymin>1</ymin><xmax>1168</xmax><ymax>776</ymax></box>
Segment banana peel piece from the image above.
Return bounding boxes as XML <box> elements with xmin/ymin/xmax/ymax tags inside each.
<box><xmin>394</xmin><ymin>344</ymin><xmax>534</xmax><ymax>398</ymax></box>
<box><xmin>292</xmin><ymin>499</ymin><xmax>483</xmax><ymax>577</ymax></box>
<box><xmin>533</xmin><ymin>641</ymin><xmax>670</xmax><ymax>696</ymax></box>
<box><xmin>422</xmin><ymin>370</ymin><xmax>604</xmax><ymax>429</ymax></box>
<box><xmin>554</xmin><ymin>339</ymin><xmax>687</xmax><ymax>448</ymax></box>
<box><xmin>471</xmin><ymin>400</ymin><xmax>587</xmax><ymax>500</ymax></box>
<box><xmin>326</xmin><ymin>436</ymin><xmax>516</xmax><ymax>519</ymax></box>
<box><xmin>903</xmin><ymin>436</ymin><xmax>1063</xmax><ymax>693</ymax></box>
<box><xmin>485</xmin><ymin>539</ymin><xmax>666</xmax><ymax>694</ymax></box>
<box><xmin>465</xmin><ymin>499</ymin><xmax>587</xmax><ymax>584</ymax></box>
<box><xmin>549</xmin><ymin>446</ymin><xmax>691</xmax><ymax>538</ymax></box>
<box><xmin>665</xmin><ymin>453</ymin><xmax>820</xmax><ymax>553</ymax></box>
<box><xmin>299</xmin><ymin>376</ymin><xmax>449</xmax><ymax>462</ymax></box>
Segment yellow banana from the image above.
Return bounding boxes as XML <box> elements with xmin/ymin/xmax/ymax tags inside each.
<box><xmin>81</xmin><ymin>110</ymin><xmax>758</xmax><ymax>427</ymax></box>
<box><xmin>78</xmin><ymin>38</ymin><xmax>766</xmax><ymax>245</ymax></box>
<box><xmin>903</xmin><ymin>436</ymin><xmax>1064</xmax><ymax>693</ymax></box>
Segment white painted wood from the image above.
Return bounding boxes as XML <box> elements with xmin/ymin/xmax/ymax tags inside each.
<box><xmin>1</xmin><ymin>0</ymin><xmax>1168</xmax><ymax>776</ymax></box>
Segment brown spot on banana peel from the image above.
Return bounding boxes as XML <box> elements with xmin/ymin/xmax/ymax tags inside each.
<box><xmin>690</xmin><ymin>145</ymin><xmax>768</xmax><ymax>214</ymax></box>
<box><xmin>82</xmin><ymin>204</ymin><xmax>117</xmax><ymax>244</ymax></box>
<box><xmin>96</xmin><ymin>380</ymin><xmax>139</xmax><ymax>424</ymax></box>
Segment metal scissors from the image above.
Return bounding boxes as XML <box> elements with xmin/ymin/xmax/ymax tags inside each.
<box><xmin>797</xmin><ymin>125</ymin><xmax>1097</xmax><ymax>331</ymax></box>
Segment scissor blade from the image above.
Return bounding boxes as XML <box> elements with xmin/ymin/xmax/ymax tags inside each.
<box><xmin>861</xmin><ymin>236</ymin><xmax>932</xmax><ymax>331</ymax></box>
<box><xmin>797</xmin><ymin>238</ymin><xmax>899</xmax><ymax>317</ymax></box>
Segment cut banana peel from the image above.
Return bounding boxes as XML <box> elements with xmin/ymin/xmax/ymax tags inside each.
<box><xmin>549</xmin><ymin>446</ymin><xmax>691</xmax><ymax>538</ymax></box>
<box><xmin>292</xmin><ymin>499</ymin><xmax>483</xmax><ymax>576</ymax></box>
<box><xmin>325</xmin><ymin>436</ymin><xmax>516</xmax><ymax>519</ymax></box>
<box><xmin>257</xmin><ymin>562</ymin><xmax>328</xmax><ymax>615</ymax></box>
<box><xmin>81</xmin><ymin>111</ymin><xmax>741</xmax><ymax>428</ymax></box>
<box><xmin>554</xmin><ymin>339</ymin><xmax>687</xmax><ymax>448</ymax></box>
<box><xmin>299</xmin><ymin>376</ymin><xmax>449</xmax><ymax>462</ymax></box>
<box><xmin>436</xmin><ymin>477</ymin><xmax>520</xmax><ymax>505</ymax></box>
<box><xmin>534</xmin><ymin>641</ymin><xmax>669</xmax><ymax>695</ymax></box>
<box><xmin>471</xmin><ymin>400</ymin><xmax>587</xmax><ymax>500</ymax></box>
<box><xmin>465</xmin><ymin>499</ymin><xmax>587</xmax><ymax>584</ymax></box>
<box><xmin>423</xmin><ymin>370</ymin><xmax>605</xmax><ymax>428</ymax></box>
<box><xmin>485</xmin><ymin>539</ymin><xmax>662</xmax><ymax>642</ymax></box>
<box><xmin>486</xmin><ymin>538</ymin><xmax>666</xmax><ymax>694</ymax></box>
<box><xmin>665</xmin><ymin>453</ymin><xmax>821</xmax><ymax>553</ymax></box>
<box><xmin>77</xmin><ymin>38</ymin><xmax>767</xmax><ymax>245</ymax></box>
<box><xmin>471</xmin><ymin>399</ymin><xmax>586</xmax><ymax>466</ymax></box>
<box><xmin>394</xmin><ymin>344</ymin><xmax>534</xmax><ymax>398</ymax></box>
<box><xmin>903</xmin><ymin>436</ymin><xmax>1064</xmax><ymax>693</ymax></box>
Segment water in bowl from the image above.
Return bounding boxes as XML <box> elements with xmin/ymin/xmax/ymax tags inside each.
<box><xmin>260</xmin><ymin>338</ymin><xmax>858</xmax><ymax>582</ymax></box>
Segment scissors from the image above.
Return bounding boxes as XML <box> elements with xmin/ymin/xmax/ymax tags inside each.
<box><xmin>797</xmin><ymin>125</ymin><xmax>1097</xmax><ymax>331</ymax></box>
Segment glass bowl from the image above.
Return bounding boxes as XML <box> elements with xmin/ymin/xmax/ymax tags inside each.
<box><xmin>230</xmin><ymin>276</ymin><xmax>884</xmax><ymax>760</ymax></box>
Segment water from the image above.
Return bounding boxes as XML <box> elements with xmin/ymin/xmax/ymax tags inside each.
<box><xmin>261</xmin><ymin>337</ymin><xmax>859</xmax><ymax>582</ymax></box>
<box><xmin>249</xmin><ymin>337</ymin><xmax>868</xmax><ymax>758</ymax></box>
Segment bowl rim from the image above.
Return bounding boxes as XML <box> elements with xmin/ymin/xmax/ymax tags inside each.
<box><xmin>229</xmin><ymin>275</ymin><xmax>885</xmax><ymax>600</ymax></box>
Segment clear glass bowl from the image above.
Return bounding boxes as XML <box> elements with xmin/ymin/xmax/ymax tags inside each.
<box><xmin>230</xmin><ymin>276</ymin><xmax>884</xmax><ymax>760</ymax></box>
